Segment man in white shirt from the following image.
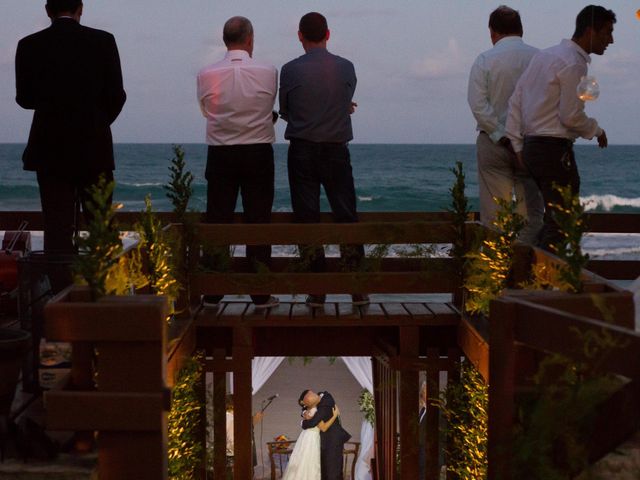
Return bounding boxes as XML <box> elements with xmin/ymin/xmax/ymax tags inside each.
<box><xmin>506</xmin><ymin>6</ymin><xmax>615</xmax><ymax>250</ymax></box>
<box><xmin>197</xmin><ymin>16</ymin><xmax>279</xmax><ymax>308</ymax></box>
<box><xmin>468</xmin><ymin>6</ymin><xmax>543</xmax><ymax>244</ymax></box>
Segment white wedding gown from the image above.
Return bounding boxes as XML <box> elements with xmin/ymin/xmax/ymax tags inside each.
<box><xmin>282</xmin><ymin>426</ymin><xmax>321</xmax><ymax>480</ymax></box>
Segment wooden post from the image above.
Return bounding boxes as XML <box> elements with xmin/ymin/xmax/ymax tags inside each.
<box><xmin>398</xmin><ymin>326</ymin><xmax>419</xmax><ymax>479</ymax></box>
<box><xmin>425</xmin><ymin>348</ymin><xmax>440</xmax><ymax>480</ymax></box>
<box><xmin>233</xmin><ymin>326</ymin><xmax>253</xmax><ymax>479</ymax></box>
<box><xmin>488</xmin><ymin>299</ymin><xmax>517</xmax><ymax>480</ymax></box>
<box><xmin>212</xmin><ymin>348</ymin><xmax>227</xmax><ymax>479</ymax></box>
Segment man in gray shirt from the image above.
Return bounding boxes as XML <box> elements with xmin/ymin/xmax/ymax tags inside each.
<box><xmin>280</xmin><ymin>12</ymin><xmax>367</xmax><ymax>307</ymax></box>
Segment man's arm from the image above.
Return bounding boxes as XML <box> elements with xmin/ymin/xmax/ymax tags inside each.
<box><xmin>557</xmin><ymin>63</ymin><xmax>600</xmax><ymax>141</ymax></box>
<box><xmin>467</xmin><ymin>57</ymin><xmax>502</xmax><ymax>142</ymax></box>
<box><xmin>15</xmin><ymin>39</ymin><xmax>36</xmax><ymax>110</ymax></box>
<box><xmin>301</xmin><ymin>405</ymin><xmax>332</xmax><ymax>430</ymax></box>
<box><xmin>103</xmin><ymin>33</ymin><xmax>126</xmax><ymax>124</ymax></box>
<box><xmin>278</xmin><ymin>65</ymin><xmax>289</xmax><ymax>121</ymax></box>
<box><xmin>505</xmin><ymin>81</ymin><xmax>524</xmax><ymax>153</ymax></box>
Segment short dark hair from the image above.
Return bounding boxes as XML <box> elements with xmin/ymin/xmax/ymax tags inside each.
<box><xmin>488</xmin><ymin>6</ymin><xmax>523</xmax><ymax>36</ymax></box>
<box><xmin>223</xmin><ymin>16</ymin><xmax>253</xmax><ymax>47</ymax></box>
<box><xmin>299</xmin><ymin>12</ymin><xmax>328</xmax><ymax>43</ymax></box>
<box><xmin>46</xmin><ymin>0</ymin><xmax>82</xmax><ymax>15</ymax></box>
<box><xmin>298</xmin><ymin>389</ymin><xmax>310</xmax><ymax>406</ymax></box>
<box><xmin>573</xmin><ymin>5</ymin><xmax>616</xmax><ymax>38</ymax></box>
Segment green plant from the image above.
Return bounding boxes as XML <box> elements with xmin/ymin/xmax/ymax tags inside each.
<box><xmin>436</xmin><ymin>360</ymin><xmax>488</xmax><ymax>479</ymax></box>
<box><xmin>164</xmin><ymin>145</ymin><xmax>197</xmax><ymax>304</ymax></box>
<box><xmin>168</xmin><ymin>352</ymin><xmax>204</xmax><ymax>480</ymax></box>
<box><xmin>357</xmin><ymin>388</ymin><xmax>375</xmax><ymax>426</ymax></box>
<box><xmin>449</xmin><ymin>161</ymin><xmax>470</xmax><ymax>270</ymax></box>
<box><xmin>549</xmin><ymin>184</ymin><xmax>590</xmax><ymax>293</ymax></box>
<box><xmin>464</xmin><ymin>198</ymin><xmax>524</xmax><ymax>315</ymax></box>
<box><xmin>73</xmin><ymin>176</ymin><xmax>130</xmax><ymax>300</ymax></box>
<box><xmin>136</xmin><ymin>195</ymin><xmax>180</xmax><ymax>313</ymax></box>
<box><xmin>164</xmin><ymin>145</ymin><xmax>193</xmax><ymax>222</ymax></box>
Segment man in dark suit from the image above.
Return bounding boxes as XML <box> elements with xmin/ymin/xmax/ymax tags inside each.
<box><xmin>15</xmin><ymin>0</ymin><xmax>126</xmax><ymax>254</ymax></box>
<box><xmin>299</xmin><ymin>389</ymin><xmax>351</xmax><ymax>480</ymax></box>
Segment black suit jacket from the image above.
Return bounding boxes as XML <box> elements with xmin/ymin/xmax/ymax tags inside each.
<box><xmin>15</xmin><ymin>18</ymin><xmax>126</xmax><ymax>176</ymax></box>
<box><xmin>301</xmin><ymin>391</ymin><xmax>351</xmax><ymax>450</ymax></box>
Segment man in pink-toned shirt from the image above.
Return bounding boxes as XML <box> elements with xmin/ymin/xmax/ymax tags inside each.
<box><xmin>197</xmin><ymin>16</ymin><xmax>278</xmax><ymax>309</ymax></box>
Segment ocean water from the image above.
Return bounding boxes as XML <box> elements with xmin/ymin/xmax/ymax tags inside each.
<box><xmin>1</xmin><ymin>143</ymin><xmax>639</xmax><ymax>260</ymax></box>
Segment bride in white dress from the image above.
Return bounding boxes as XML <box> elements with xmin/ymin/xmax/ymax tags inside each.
<box><xmin>282</xmin><ymin>405</ymin><xmax>340</xmax><ymax>480</ymax></box>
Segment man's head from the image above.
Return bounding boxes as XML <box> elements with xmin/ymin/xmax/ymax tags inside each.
<box><xmin>46</xmin><ymin>0</ymin><xmax>82</xmax><ymax>20</ymax></box>
<box><xmin>298</xmin><ymin>389</ymin><xmax>321</xmax><ymax>408</ymax></box>
<box><xmin>488</xmin><ymin>6</ymin><xmax>523</xmax><ymax>44</ymax></box>
<box><xmin>223</xmin><ymin>16</ymin><xmax>254</xmax><ymax>56</ymax></box>
<box><xmin>298</xmin><ymin>12</ymin><xmax>330</xmax><ymax>51</ymax></box>
<box><xmin>573</xmin><ymin>5</ymin><xmax>616</xmax><ymax>55</ymax></box>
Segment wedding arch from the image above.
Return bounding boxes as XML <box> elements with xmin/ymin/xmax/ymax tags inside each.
<box><xmin>250</xmin><ymin>356</ymin><xmax>374</xmax><ymax>480</ymax></box>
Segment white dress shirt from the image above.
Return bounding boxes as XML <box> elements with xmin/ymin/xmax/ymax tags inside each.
<box><xmin>468</xmin><ymin>36</ymin><xmax>538</xmax><ymax>143</ymax></box>
<box><xmin>197</xmin><ymin>50</ymin><xmax>277</xmax><ymax>146</ymax></box>
<box><xmin>506</xmin><ymin>39</ymin><xmax>602</xmax><ymax>153</ymax></box>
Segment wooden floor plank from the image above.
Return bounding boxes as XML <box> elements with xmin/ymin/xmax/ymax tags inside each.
<box><xmin>313</xmin><ymin>302</ymin><xmax>337</xmax><ymax>319</ymax></box>
<box><xmin>403</xmin><ymin>303</ymin><xmax>434</xmax><ymax>320</ymax></box>
<box><xmin>336</xmin><ymin>302</ymin><xmax>361</xmax><ymax>321</ymax></box>
<box><xmin>381</xmin><ymin>303</ymin><xmax>410</xmax><ymax>321</ymax></box>
<box><xmin>360</xmin><ymin>303</ymin><xmax>388</xmax><ymax>322</ymax></box>
<box><xmin>264</xmin><ymin>302</ymin><xmax>292</xmax><ymax>322</ymax></box>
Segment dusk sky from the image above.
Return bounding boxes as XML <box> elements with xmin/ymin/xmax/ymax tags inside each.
<box><xmin>1</xmin><ymin>1</ymin><xmax>639</xmax><ymax>144</ymax></box>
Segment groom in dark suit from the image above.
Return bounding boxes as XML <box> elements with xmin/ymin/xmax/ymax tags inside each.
<box><xmin>299</xmin><ymin>389</ymin><xmax>351</xmax><ymax>480</ymax></box>
<box><xmin>15</xmin><ymin>0</ymin><xmax>126</xmax><ymax>254</ymax></box>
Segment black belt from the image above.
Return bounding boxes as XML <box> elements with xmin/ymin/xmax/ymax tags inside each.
<box><xmin>524</xmin><ymin>135</ymin><xmax>573</xmax><ymax>147</ymax></box>
<box><xmin>290</xmin><ymin>138</ymin><xmax>347</xmax><ymax>147</ymax></box>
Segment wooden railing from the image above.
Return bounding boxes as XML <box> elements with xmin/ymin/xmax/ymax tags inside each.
<box><xmin>457</xmin><ymin>223</ymin><xmax>638</xmax><ymax>480</ymax></box>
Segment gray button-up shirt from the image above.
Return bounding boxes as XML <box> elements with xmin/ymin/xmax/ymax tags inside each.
<box><xmin>279</xmin><ymin>47</ymin><xmax>356</xmax><ymax>143</ymax></box>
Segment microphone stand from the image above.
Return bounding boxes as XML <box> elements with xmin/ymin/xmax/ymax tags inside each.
<box><xmin>260</xmin><ymin>397</ymin><xmax>277</xmax><ymax>413</ymax></box>
<box><xmin>257</xmin><ymin>397</ymin><xmax>277</xmax><ymax>478</ymax></box>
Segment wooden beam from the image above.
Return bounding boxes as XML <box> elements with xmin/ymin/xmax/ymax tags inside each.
<box><xmin>586</xmin><ymin>260</ymin><xmax>640</xmax><ymax>280</ymax></box>
<box><xmin>194</xmin><ymin>221</ymin><xmax>458</xmax><ymax>245</ymax></box>
<box><xmin>190</xmin><ymin>270</ymin><xmax>457</xmax><ymax>295</ymax></box>
<box><xmin>458</xmin><ymin>316</ymin><xmax>490</xmax><ymax>382</ymax></box>
<box><xmin>398</xmin><ymin>326</ymin><xmax>420</xmax><ymax>479</ymax></box>
<box><xmin>232</xmin><ymin>327</ymin><xmax>253</xmax><ymax>479</ymax></box>
<box><xmin>488</xmin><ymin>299</ymin><xmax>517</xmax><ymax>480</ymax></box>
<box><xmin>512</xmin><ymin>300</ymin><xmax>640</xmax><ymax>380</ymax></box>
<box><xmin>45</xmin><ymin>391</ymin><xmax>169</xmax><ymax>431</ymax></box>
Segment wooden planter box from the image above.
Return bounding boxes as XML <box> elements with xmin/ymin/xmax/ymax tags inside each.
<box><xmin>43</xmin><ymin>285</ymin><xmax>171</xmax><ymax>480</ymax></box>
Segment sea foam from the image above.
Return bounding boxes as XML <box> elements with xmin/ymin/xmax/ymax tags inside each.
<box><xmin>581</xmin><ymin>194</ymin><xmax>640</xmax><ymax>212</ymax></box>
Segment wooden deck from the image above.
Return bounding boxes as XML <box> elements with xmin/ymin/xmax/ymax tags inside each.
<box><xmin>1</xmin><ymin>210</ymin><xmax>638</xmax><ymax>479</ymax></box>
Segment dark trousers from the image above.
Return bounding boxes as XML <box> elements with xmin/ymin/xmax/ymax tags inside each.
<box><xmin>287</xmin><ymin>140</ymin><xmax>364</xmax><ymax>273</ymax></box>
<box><xmin>37</xmin><ymin>169</ymin><xmax>113</xmax><ymax>254</ymax></box>
<box><xmin>205</xmin><ymin>144</ymin><xmax>274</xmax><ymax>304</ymax></box>
<box><xmin>523</xmin><ymin>136</ymin><xmax>580</xmax><ymax>251</ymax></box>
<box><xmin>321</xmin><ymin>445</ymin><xmax>345</xmax><ymax>480</ymax></box>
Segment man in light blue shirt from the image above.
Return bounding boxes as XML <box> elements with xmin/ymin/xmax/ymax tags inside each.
<box><xmin>468</xmin><ymin>6</ymin><xmax>543</xmax><ymax>244</ymax></box>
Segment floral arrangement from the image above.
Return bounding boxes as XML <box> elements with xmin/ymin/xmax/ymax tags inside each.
<box><xmin>274</xmin><ymin>434</ymin><xmax>290</xmax><ymax>442</ymax></box>
<box><xmin>358</xmin><ymin>388</ymin><xmax>375</xmax><ymax>426</ymax></box>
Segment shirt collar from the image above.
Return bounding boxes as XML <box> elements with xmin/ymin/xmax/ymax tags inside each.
<box><xmin>306</xmin><ymin>46</ymin><xmax>328</xmax><ymax>55</ymax></box>
<box><xmin>494</xmin><ymin>36</ymin><xmax>523</xmax><ymax>47</ymax></box>
<box><xmin>225</xmin><ymin>50</ymin><xmax>251</xmax><ymax>61</ymax></box>
<box><xmin>563</xmin><ymin>38</ymin><xmax>591</xmax><ymax>63</ymax></box>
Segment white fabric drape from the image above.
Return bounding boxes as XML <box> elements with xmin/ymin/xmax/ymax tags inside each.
<box><xmin>252</xmin><ymin>356</ymin><xmax>285</xmax><ymax>395</ymax></box>
<box><xmin>342</xmin><ymin>357</ymin><xmax>374</xmax><ymax>480</ymax></box>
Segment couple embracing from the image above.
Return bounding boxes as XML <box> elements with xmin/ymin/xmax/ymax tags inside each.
<box><xmin>283</xmin><ymin>390</ymin><xmax>351</xmax><ymax>480</ymax></box>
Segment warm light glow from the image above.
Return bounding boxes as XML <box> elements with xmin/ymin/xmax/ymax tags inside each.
<box><xmin>636</xmin><ymin>9</ymin><xmax>640</xmax><ymax>20</ymax></box>
<box><xmin>577</xmin><ymin>75</ymin><xmax>600</xmax><ymax>101</ymax></box>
